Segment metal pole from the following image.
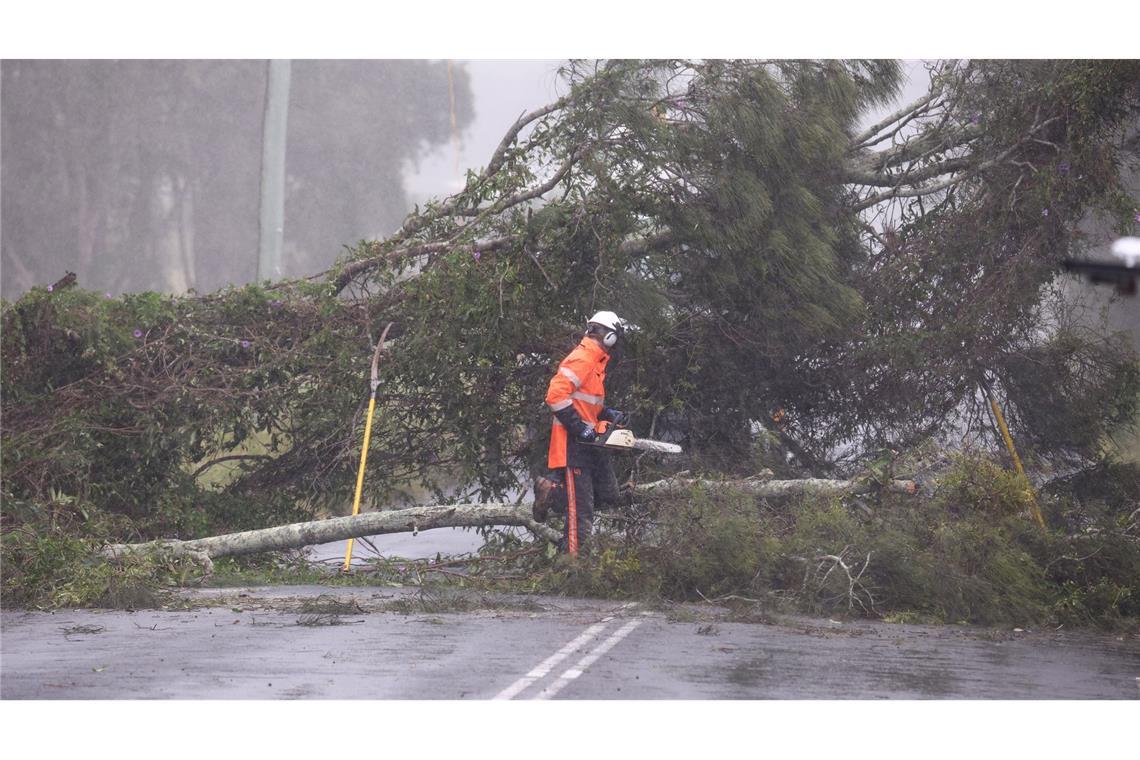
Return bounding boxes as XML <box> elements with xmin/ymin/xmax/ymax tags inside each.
<box><xmin>258</xmin><ymin>59</ymin><xmax>291</xmax><ymax>282</ymax></box>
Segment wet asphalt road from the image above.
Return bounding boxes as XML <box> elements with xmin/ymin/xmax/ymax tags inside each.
<box><xmin>3</xmin><ymin>586</ymin><xmax>1138</xmax><ymax>699</ymax></box>
<box><xmin>306</xmin><ymin>526</ymin><xmax>502</xmax><ymax>567</ymax></box>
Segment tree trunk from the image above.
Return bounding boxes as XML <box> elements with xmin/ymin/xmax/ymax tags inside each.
<box><xmin>633</xmin><ymin>475</ymin><xmax>918</xmax><ymax>499</ymax></box>
<box><xmin>102</xmin><ymin>503</ymin><xmax>559</xmax><ymax>566</ymax></box>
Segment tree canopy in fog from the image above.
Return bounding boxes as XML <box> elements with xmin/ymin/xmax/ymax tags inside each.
<box><xmin>3</xmin><ymin>59</ymin><xmax>1138</xmax><ymax>536</ymax></box>
<box><xmin>1</xmin><ymin>60</ymin><xmax>474</xmax><ymax>298</ymax></box>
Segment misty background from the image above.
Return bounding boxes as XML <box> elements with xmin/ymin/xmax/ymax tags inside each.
<box><xmin>0</xmin><ymin>59</ymin><xmax>929</xmax><ymax>300</ymax></box>
<box><xmin>1</xmin><ymin>59</ymin><xmax>567</xmax><ymax>298</ymax></box>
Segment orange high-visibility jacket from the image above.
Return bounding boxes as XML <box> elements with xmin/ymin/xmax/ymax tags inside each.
<box><xmin>545</xmin><ymin>336</ymin><xmax>610</xmax><ymax>468</ymax></box>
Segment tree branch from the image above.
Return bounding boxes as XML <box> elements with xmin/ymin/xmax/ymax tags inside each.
<box><xmin>466</xmin><ymin>147</ymin><xmax>584</xmax><ymax>220</ymax></box>
<box><xmin>848</xmin><ymin>123</ymin><xmax>981</xmax><ymax>177</ymax></box>
<box><xmin>633</xmin><ymin>474</ymin><xmax>918</xmax><ymax>499</ymax></box>
<box><xmin>393</xmin><ymin>99</ymin><xmax>572</xmax><ymax>242</ymax></box>
<box><xmin>103</xmin><ymin>502</ymin><xmax>561</xmax><ymax>562</ymax></box>
<box><xmin>850</xmin><ymin>171</ymin><xmax>971</xmax><ymax>213</ymax></box>
<box><xmin>191</xmin><ymin>454</ymin><xmax>273</xmax><ymax>479</ymax></box>
<box><xmin>332</xmin><ymin>235</ymin><xmax>514</xmax><ymax>294</ymax></box>
<box><xmin>850</xmin><ymin>88</ymin><xmax>943</xmax><ymax>148</ymax></box>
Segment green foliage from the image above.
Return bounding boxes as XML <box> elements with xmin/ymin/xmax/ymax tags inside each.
<box><xmin>1052</xmin><ymin>578</ymin><xmax>1134</xmax><ymax>628</ymax></box>
<box><xmin>207</xmin><ymin>553</ymin><xmax>347</xmax><ymax>588</ymax></box>
<box><xmin>1045</xmin><ymin>457</ymin><xmax>1140</xmax><ymax>511</ymax></box>
<box><xmin>646</xmin><ymin>488</ymin><xmax>777</xmax><ymax>599</ymax></box>
<box><xmin>932</xmin><ymin>452</ymin><xmax>1036</xmax><ymax>518</ymax></box>
<box><xmin>920</xmin><ymin>521</ymin><xmax>1051</xmax><ymax>623</ymax></box>
<box><xmin>530</xmin><ymin>456</ymin><xmax>1140</xmax><ymax>628</ymax></box>
<box><xmin>1001</xmin><ymin>328</ymin><xmax>1140</xmax><ymax>457</ymax></box>
<box><xmin>799</xmin><ymin>60</ymin><xmax>1140</xmax><ymax>460</ymax></box>
<box><xmin>1</xmin><ymin>520</ymin><xmax>200</xmax><ymax>609</ymax></box>
<box><xmin>1</xmin><ymin>282</ymin><xmax>366</xmax><ymax>536</ymax></box>
<box><xmin>537</xmin><ymin>542</ymin><xmax>659</xmax><ymax>600</ymax></box>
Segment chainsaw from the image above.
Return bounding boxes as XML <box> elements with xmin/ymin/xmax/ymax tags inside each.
<box><xmin>584</xmin><ymin>421</ymin><xmax>683</xmax><ymax>454</ymax></box>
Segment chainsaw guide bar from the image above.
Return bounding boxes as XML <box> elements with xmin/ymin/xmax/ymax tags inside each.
<box><xmin>585</xmin><ymin>427</ymin><xmax>683</xmax><ymax>454</ymax></box>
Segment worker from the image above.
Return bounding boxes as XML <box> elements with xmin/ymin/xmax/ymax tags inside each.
<box><xmin>532</xmin><ymin>311</ymin><xmax>627</xmax><ymax>552</ymax></box>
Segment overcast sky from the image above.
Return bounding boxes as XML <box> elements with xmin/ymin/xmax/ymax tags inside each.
<box><xmin>405</xmin><ymin>59</ymin><xmax>567</xmax><ymax>203</ymax></box>
<box><xmin>404</xmin><ymin>59</ymin><xmax>935</xmax><ymax>208</ymax></box>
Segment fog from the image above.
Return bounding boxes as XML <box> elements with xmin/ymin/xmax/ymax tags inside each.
<box><xmin>1</xmin><ymin>60</ymin><xmax>490</xmax><ymax>298</ymax></box>
<box><xmin>1</xmin><ymin>59</ymin><xmax>935</xmax><ymax>301</ymax></box>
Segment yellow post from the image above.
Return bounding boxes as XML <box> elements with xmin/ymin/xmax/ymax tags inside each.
<box><xmin>342</xmin><ymin>395</ymin><xmax>378</xmax><ymax>572</ymax></box>
<box><xmin>342</xmin><ymin>323</ymin><xmax>393</xmax><ymax>573</ymax></box>
<box><xmin>985</xmin><ymin>387</ymin><xmax>1046</xmax><ymax>530</ymax></box>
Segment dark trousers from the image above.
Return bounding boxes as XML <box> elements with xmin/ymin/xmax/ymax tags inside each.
<box><xmin>546</xmin><ymin>449</ymin><xmax>620</xmax><ymax>549</ymax></box>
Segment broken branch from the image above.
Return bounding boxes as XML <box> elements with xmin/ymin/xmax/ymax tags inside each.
<box><xmin>633</xmin><ymin>475</ymin><xmax>918</xmax><ymax>499</ymax></box>
<box><xmin>103</xmin><ymin>503</ymin><xmax>560</xmax><ymax>562</ymax></box>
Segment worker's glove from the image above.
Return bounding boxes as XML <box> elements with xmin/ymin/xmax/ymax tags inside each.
<box><xmin>555</xmin><ymin>405</ymin><xmax>597</xmax><ymax>442</ymax></box>
<box><xmin>601</xmin><ymin>407</ymin><xmax>628</xmax><ymax>427</ymax></box>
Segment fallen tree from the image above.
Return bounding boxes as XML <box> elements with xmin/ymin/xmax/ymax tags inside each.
<box><xmin>4</xmin><ymin>60</ymin><xmax>1137</xmax><ymax>556</ymax></box>
<box><xmin>633</xmin><ymin>475</ymin><xmax>918</xmax><ymax>498</ymax></box>
<box><xmin>101</xmin><ymin>474</ymin><xmax>917</xmax><ymax>570</ymax></box>
<box><xmin>103</xmin><ymin>503</ymin><xmax>560</xmax><ymax>572</ymax></box>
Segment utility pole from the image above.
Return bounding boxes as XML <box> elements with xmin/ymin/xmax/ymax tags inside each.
<box><xmin>258</xmin><ymin>59</ymin><xmax>291</xmax><ymax>282</ymax></box>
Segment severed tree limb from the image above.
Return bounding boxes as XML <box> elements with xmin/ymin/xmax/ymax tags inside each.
<box><xmin>792</xmin><ymin>547</ymin><xmax>876</xmax><ymax>612</ymax></box>
<box><xmin>633</xmin><ymin>475</ymin><xmax>918</xmax><ymax>499</ymax></box>
<box><xmin>103</xmin><ymin>503</ymin><xmax>561</xmax><ymax>564</ymax></box>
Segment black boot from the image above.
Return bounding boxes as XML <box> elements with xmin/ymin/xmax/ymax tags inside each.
<box><xmin>532</xmin><ymin>476</ymin><xmax>558</xmax><ymax>522</ymax></box>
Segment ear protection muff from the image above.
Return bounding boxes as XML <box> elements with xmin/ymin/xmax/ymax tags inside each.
<box><xmin>602</xmin><ymin>329</ymin><xmax>619</xmax><ymax>348</ymax></box>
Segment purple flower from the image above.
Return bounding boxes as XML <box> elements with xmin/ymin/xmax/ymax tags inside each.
<box><xmin>1057</xmin><ymin>163</ymin><xmax>1070</xmax><ymax>174</ymax></box>
<box><xmin>472</xmin><ymin>250</ymin><xmax>482</xmax><ymax>262</ymax></box>
<box><xmin>970</xmin><ymin>113</ymin><xmax>982</xmax><ymax>125</ymax></box>
<box><xmin>46</xmin><ymin>285</ymin><xmax>54</xmax><ymax>293</ymax></box>
<box><xmin>240</xmin><ymin>340</ymin><xmax>251</xmax><ymax>349</ymax></box>
<box><xmin>133</xmin><ymin>329</ymin><xmax>143</xmax><ymax>338</ymax></box>
<box><xmin>1134</xmin><ymin>213</ymin><xmax>1140</xmax><ymax>223</ymax></box>
<box><xmin>105</xmin><ymin>292</ymin><xmax>113</xmax><ymax>299</ymax></box>
<box><xmin>271</xmin><ymin>299</ymin><xmax>283</xmax><ymax>308</ymax></box>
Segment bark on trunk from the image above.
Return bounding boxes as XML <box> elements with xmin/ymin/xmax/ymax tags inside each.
<box><xmin>103</xmin><ymin>503</ymin><xmax>559</xmax><ymax>566</ymax></box>
<box><xmin>633</xmin><ymin>475</ymin><xmax>918</xmax><ymax>498</ymax></box>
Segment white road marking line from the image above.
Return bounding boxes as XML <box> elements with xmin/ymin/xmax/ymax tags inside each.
<box><xmin>534</xmin><ymin>619</ymin><xmax>643</xmax><ymax>700</ymax></box>
<box><xmin>493</xmin><ymin>621</ymin><xmax>611</xmax><ymax>700</ymax></box>
<box><xmin>493</xmin><ymin>603</ymin><xmax>640</xmax><ymax>700</ymax></box>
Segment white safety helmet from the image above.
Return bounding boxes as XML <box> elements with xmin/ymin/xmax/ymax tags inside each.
<box><xmin>587</xmin><ymin>311</ymin><xmax>625</xmax><ymax>348</ymax></box>
<box><xmin>1112</xmin><ymin>236</ymin><xmax>1140</xmax><ymax>268</ymax></box>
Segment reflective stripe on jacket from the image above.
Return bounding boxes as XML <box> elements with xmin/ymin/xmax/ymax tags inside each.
<box><xmin>546</xmin><ymin>337</ymin><xmax>609</xmax><ymax>468</ymax></box>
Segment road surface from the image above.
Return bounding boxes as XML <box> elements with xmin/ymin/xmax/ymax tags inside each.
<box><xmin>3</xmin><ymin>585</ymin><xmax>1137</xmax><ymax>699</ymax></box>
